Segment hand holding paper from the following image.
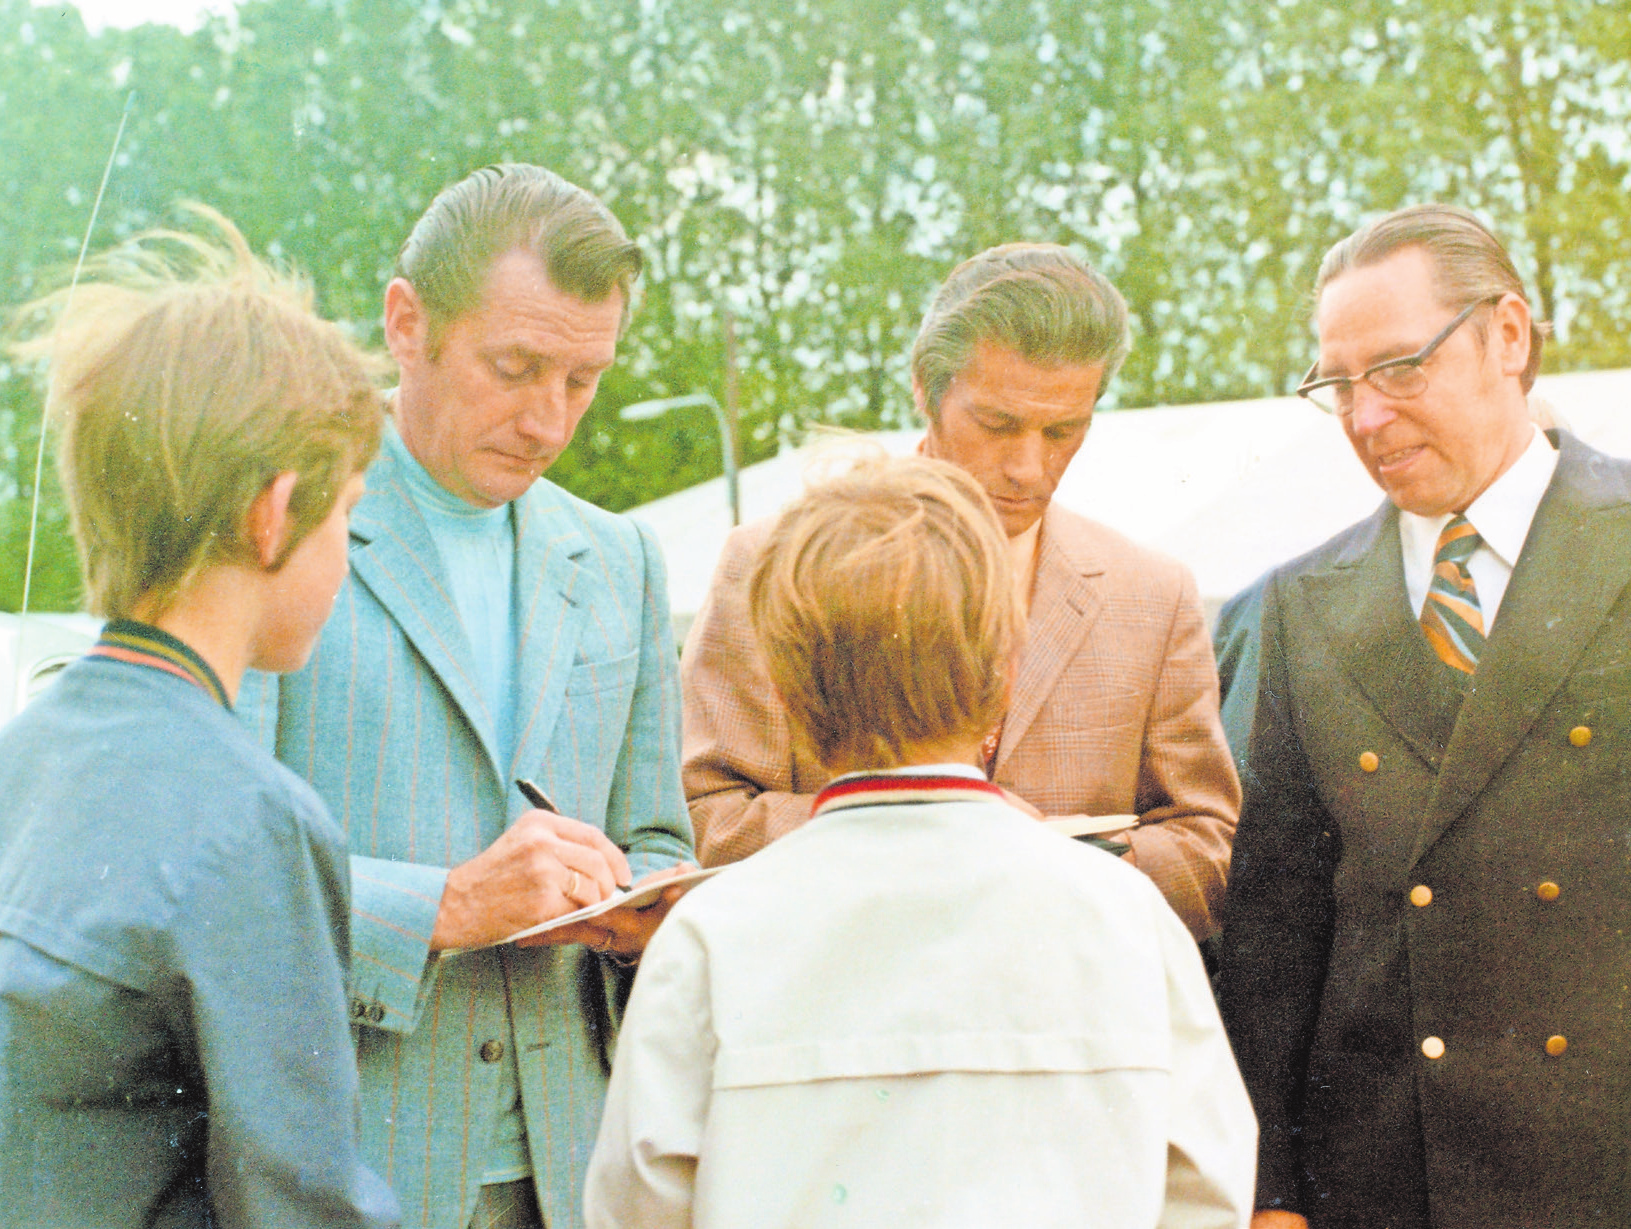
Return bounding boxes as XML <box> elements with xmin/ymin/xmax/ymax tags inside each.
<box><xmin>1044</xmin><ymin>814</ymin><xmax>1139</xmax><ymax>839</ymax></box>
<box><xmin>514</xmin><ymin>863</ymin><xmax>719</xmax><ymax>954</ymax></box>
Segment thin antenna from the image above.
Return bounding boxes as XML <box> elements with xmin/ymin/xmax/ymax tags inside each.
<box><xmin>18</xmin><ymin>89</ymin><xmax>135</xmax><ymax>620</ymax></box>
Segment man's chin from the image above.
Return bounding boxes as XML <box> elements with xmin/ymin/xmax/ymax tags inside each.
<box><xmin>991</xmin><ymin>498</ymin><xmax>1045</xmax><ymax>538</ymax></box>
<box><xmin>1373</xmin><ymin>469</ymin><xmax>1457</xmax><ymax>518</ymax></box>
<box><xmin>474</xmin><ymin>459</ymin><xmax>551</xmax><ymax>506</ymax></box>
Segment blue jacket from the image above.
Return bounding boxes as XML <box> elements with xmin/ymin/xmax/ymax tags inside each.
<box><xmin>242</xmin><ymin>444</ymin><xmax>693</xmax><ymax>1229</ymax></box>
<box><xmin>0</xmin><ymin>631</ymin><xmax>397</xmax><ymax>1228</ymax></box>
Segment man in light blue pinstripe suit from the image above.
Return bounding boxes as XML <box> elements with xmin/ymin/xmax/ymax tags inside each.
<box><xmin>244</xmin><ymin>165</ymin><xmax>694</xmax><ymax>1229</ymax></box>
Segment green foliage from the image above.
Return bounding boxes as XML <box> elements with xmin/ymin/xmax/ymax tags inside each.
<box><xmin>0</xmin><ymin>375</ymin><xmax>81</xmax><ymax>612</ymax></box>
<box><xmin>1</xmin><ymin>0</ymin><xmax>1628</xmax><ymax>609</ymax></box>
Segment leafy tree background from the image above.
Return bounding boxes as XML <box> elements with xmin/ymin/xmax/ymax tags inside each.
<box><xmin>2</xmin><ymin>0</ymin><xmax>1627</xmax><ymax>610</ymax></box>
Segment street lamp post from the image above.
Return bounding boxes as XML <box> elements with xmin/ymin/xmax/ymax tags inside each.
<box><xmin>619</xmin><ymin>392</ymin><xmax>741</xmax><ymax>526</ymax></box>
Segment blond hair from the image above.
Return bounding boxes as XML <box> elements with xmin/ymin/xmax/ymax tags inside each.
<box><xmin>10</xmin><ymin>205</ymin><xmax>385</xmax><ymax>619</ymax></box>
<box><xmin>749</xmin><ymin>453</ymin><xmax>1015</xmax><ymax>773</ymax></box>
<box><xmin>912</xmin><ymin>243</ymin><xmax>1129</xmax><ymax>419</ymax></box>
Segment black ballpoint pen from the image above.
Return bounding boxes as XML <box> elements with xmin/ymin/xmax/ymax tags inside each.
<box><xmin>514</xmin><ymin>777</ymin><xmax>559</xmax><ymax>813</ymax></box>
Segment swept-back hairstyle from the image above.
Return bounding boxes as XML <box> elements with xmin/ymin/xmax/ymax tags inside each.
<box><xmin>10</xmin><ymin>204</ymin><xmax>385</xmax><ymax>619</ymax></box>
<box><xmin>395</xmin><ymin>163</ymin><xmax>643</xmax><ymax>347</ymax></box>
<box><xmin>1316</xmin><ymin>203</ymin><xmax>1550</xmax><ymax>391</ymax></box>
<box><xmin>912</xmin><ymin>243</ymin><xmax>1129</xmax><ymax>418</ymax></box>
<box><xmin>749</xmin><ymin>452</ymin><xmax>1016</xmax><ymax>772</ymax></box>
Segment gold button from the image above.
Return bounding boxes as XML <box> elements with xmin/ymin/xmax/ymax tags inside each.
<box><xmin>1421</xmin><ymin>1036</ymin><xmax>1445</xmax><ymax>1059</ymax></box>
<box><xmin>1537</xmin><ymin>881</ymin><xmax>1561</xmax><ymax>902</ymax></box>
<box><xmin>1409</xmin><ymin>884</ymin><xmax>1433</xmax><ymax>907</ymax></box>
<box><xmin>1569</xmin><ymin>725</ymin><xmax>1592</xmax><ymax>747</ymax></box>
<box><xmin>1359</xmin><ymin>751</ymin><xmax>1380</xmax><ymax>772</ymax></box>
<box><xmin>1546</xmin><ymin>1035</ymin><xmax>1568</xmax><ymax>1056</ymax></box>
<box><xmin>478</xmin><ymin>1040</ymin><xmax>505</xmax><ymax>1063</ymax></box>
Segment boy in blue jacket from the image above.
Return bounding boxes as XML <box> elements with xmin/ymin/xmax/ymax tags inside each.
<box><xmin>0</xmin><ymin>208</ymin><xmax>399</xmax><ymax>1228</ymax></box>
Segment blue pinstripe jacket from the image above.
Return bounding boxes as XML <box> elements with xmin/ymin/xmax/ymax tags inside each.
<box><xmin>242</xmin><ymin>441</ymin><xmax>693</xmax><ymax>1229</ymax></box>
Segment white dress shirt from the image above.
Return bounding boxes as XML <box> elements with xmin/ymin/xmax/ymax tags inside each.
<box><xmin>1008</xmin><ymin>515</ymin><xmax>1043</xmax><ymax>620</ymax></box>
<box><xmin>1399</xmin><ymin>426</ymin><xmax>1559</xmax><ymax>630</ymax></box>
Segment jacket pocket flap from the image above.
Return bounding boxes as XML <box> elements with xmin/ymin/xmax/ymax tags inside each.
<box><xmin>714</xmin><ymin>1031</ymin><xmax>1169</xmax><ymax>1089</ymax></box>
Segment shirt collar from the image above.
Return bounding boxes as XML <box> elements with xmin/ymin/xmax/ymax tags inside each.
<box><xmin>90</xmin><ymin>619</ymin><xmax>230</xmax><ymax>708</ymax></box>
<box><xmin>1008</xmin><ymin>515</ymin><xmax>1043</xmax><ymax>619</ymax></box>
<box><xmin>827</xmin><ymin>762</ymin><xmax>987</xmax><ymax>784</ymax></box>
<box><xmin>812</xmin><ymin>763</ymin><xmax>1003</xmax><ymax>820</ymax></box>
<box><xmin>1400</xmin><ymin>424</ymin><xmax>1558</xmax><ymax>567</ymax></box>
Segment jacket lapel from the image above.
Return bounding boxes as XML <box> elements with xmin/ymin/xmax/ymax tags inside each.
<box><xmin>347</xmin><ymin>450</ymin><xmax>502</xmax><ymax>776</ymax></box>
<box><xmin>1413</xmin><ymin>432</ymin><xmax>1631</xmax><ymax>862</ymax></box>
<box><xmin>997</xmin><ymin>506</ymin><xmax>1105</xmax><ymax>765</ymax></box>
<box><xmin>1298</xmin><ymin>500</ymin><xmax>1466</xmax><ymax>768</ymax></box>
<box><xmin>507</xmin><ymin>483</ymin><xmax>592</xmax><ymax>787</ymax></box>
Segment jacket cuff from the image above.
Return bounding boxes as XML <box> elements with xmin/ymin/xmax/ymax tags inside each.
<box><xmin>348</xmin><ymin>855</ymin><xmax>447</xmax><ymax>1032</ymax></box>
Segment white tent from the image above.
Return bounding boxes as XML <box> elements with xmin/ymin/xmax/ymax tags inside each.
<box><xmin>628</xmin><ymin>367</ymin><xmax>1631</xmax><ymax>637</ymax></box>
<box><xmin>4</xmin><ymin>369</ymin><xmax>1625</xmax><ymax>721</ymax></box>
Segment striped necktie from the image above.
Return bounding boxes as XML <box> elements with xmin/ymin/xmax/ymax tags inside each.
<box><xmin>1420</xmin><ymin>514</ymin><xmax>1486</xmax><ymax>674</ymax></box>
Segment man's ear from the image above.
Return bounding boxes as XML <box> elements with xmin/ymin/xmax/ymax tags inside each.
<box><xmin>1491</xmin><ymin>291</ymin><xmax>1533</xmax><ymax>380</ymax></box>
<box><xmin>911</xmin><ymin>373</ymin><xmax>930</xmax><ymax>423</ymax></box>
<box><xmin>914</xmin><ymin>375</ymin><xmax>945</xmax><ymax>461</ymax></box>
<box><xmin>246</xmin><ymin>470</ymin><xmax>300</xmax><ymax>570</ymax></box>
<box><xmin>383</xmin><ymin>277</ymin><xmax>429</xmax><ymax>369</ymax></box>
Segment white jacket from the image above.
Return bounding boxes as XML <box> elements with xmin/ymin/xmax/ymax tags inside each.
<box><xmin>586</xmin><ymin>771</ymin><xmax>1256</xmax><ymax>1228</ymax></box>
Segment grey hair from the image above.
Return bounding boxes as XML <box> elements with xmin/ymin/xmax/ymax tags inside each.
<box><xmin>395</xmin><ymin>163</ymin><xmax>643</xmax><ymax>348</ymax></box>
<box><xmin>1316</xmin><ymin>204</ymin><xmax>1549</xmax><ymax>392</ymax></box>
<box><xmin>911</xmin><ymin>243</ymin><xmax>1130</xmax><ymax>418</ymax></box>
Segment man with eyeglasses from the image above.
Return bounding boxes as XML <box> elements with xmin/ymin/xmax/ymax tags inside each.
<box><xmin>1218</xmin><ymin>204</ymin><xmax>1630</xmax><ymax>1229</ymax></box>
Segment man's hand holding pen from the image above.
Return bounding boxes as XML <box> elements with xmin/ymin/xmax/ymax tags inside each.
<box><xmin>426</xmin><ymin>790</ymin><xmax>631</xmax><ymax>952</ymax></box>
<box><xmin>426</xmin><ymin>777</ymin><xmax>692</xmax><ymax>957</ymax></box>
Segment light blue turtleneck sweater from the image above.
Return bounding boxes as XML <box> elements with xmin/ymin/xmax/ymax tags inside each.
<box><xmin>384</xmin><ymin>426</ymin><xmax>519</xmax><ymax>772</ymax></box>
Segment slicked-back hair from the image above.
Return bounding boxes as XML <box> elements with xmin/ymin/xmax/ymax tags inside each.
<box><xmin>1316</xmin><ymin>203</ymin><xmax>1550</xmax><ymax>391</ymax></box>
<box><xmin>912</xmin><ymin>243</ymin><xmax>1129</xmax><ymax>419</ymax></box>
<box><xmin>10</xmin><ymin>204</ymin><xmax>385</xmax><ymax>620</ymax></box>
<box><xmin>395</xmin><ymin>163</ymin><xmax>643</xmax><ymax>349</ymax></box>
<box><xmin>749</xmin><ymin>452</ymin><xmax>1016</xmax><ymax>774</ymax></box>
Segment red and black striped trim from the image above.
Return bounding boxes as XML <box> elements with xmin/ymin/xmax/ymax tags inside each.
<box><xmin>811</xmin><ymin>772</ymin><xmax>1004</xmax><ymax>820</ymax></box>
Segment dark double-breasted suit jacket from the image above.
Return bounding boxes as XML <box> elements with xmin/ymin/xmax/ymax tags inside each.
<box><xmin>1219</xmin><ymin>431</ymin><xmax>1630</xmax><ymax>1228</ymax></box>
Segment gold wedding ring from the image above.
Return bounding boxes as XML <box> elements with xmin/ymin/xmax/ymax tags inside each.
<box><xmin>568</xmin><ymin>869</ymin><xmax>581</xmax><ymax>898</ymax></box>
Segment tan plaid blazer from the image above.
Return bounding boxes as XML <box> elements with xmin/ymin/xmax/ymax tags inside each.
<box><xmin>681</xmin><ymin>501</ymin><xmax>1241</xmax><ymax>939</ymax></box>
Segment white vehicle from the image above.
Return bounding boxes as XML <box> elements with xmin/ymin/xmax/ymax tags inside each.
<box><xmin>0</xmin><ymin>612</ymin><xmax>101</xmax><ymax>724</ymax></box>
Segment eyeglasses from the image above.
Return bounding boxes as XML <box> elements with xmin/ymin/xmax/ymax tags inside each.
<box><xmin>1296</xmin><ymin>295</ymin><xmax>1501</xmax><ymax>416</ymax></box>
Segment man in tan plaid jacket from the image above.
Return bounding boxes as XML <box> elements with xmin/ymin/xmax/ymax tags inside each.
<box><xmin>681</xmin><ymin>244</ymin><xmax>1239</xmax><ymax>941</ymax></box>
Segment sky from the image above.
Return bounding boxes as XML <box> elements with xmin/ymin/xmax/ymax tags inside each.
<box><xmin>31</xmin><ymin>0</ymin><xmax>236</xmax><ymax>33</ymax></box>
